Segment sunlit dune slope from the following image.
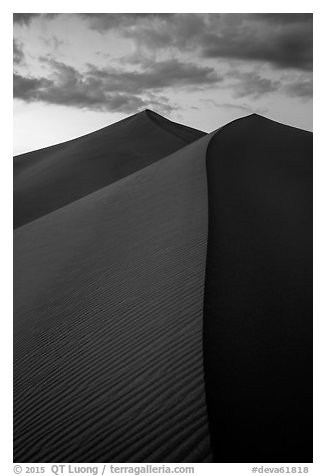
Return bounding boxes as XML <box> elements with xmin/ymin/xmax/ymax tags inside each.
<box><xmin>14</xmin><ymin>133</ymin><xmax>213</xmax><ymax>463</ymax></box>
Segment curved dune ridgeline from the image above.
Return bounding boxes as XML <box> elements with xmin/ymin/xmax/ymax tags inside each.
<box><xmin>14</xmin><ymin>110</ymin><xmax>205</xmax><ymax>228</ymax></box>
<box><xmin>203</xmin><ymin>115</ymin><xmax>312</xmax><ymax>462</ymax></box>
<box><xmin>14</xmin><ymin>112</ymin><xmax>312</xmax><ymax>462</ymax></box>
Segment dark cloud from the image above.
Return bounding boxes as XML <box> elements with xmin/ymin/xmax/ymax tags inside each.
<box><xmin>80</xmin><ymin>13</ymin><xmax>174</xmax><ymax>33</ymax></box>
<box><xmin>68</xmin><ymin>14</ymin><xmax>210</xmax><ymax>51</ymax></box>
<box><xmin>13</xmin><ymin>13</ymin><xmax>39</xmax><ymax>25</ymax></box>
<box><xmin>14</xmin><ymin>58</ymin><xmax>201</xmax><ymax>114</ymax></box>
<box><xmin>13</xmin><ymin>74</ymin><xmax>52</xmax><ymax>99</ymax></box>
<box><xmin>13</xmin><ymin>13</ymin><xmax>312</xmax><ymax>72</ymax></box>
<box><xmin>13</xmin><ymin>39</ymin><xmax>24</xmax><ymax>64</ymax></box>
<box><xmin>228</xmin><ymin>71</ymin><xmax>281</xmax><ymax>99</ymax></box>
<box><xmin>284</xmin><ymin>78</ymin><xmax>313</xmax><ymax>98</ymax></box>
<box><xmin>13</xmin><ymin>12</ymin><xmax>312</xmax><ymax>117</ymax></box>
<box><xmin>253</xmin><ymin>13</ymin><xmax>312</xmax><ymax>25</ymax></box>
<box><xmin>85</xmin><ymin>59</ymin><xmax>219</xmax><ymax>93</ymax></box>
<box><xmin>13</xmin><ymin>13</ymin><xmax>58</xmax><ymax>25</ymax></box>
<box><xmin>80</xmin><ymin>13</ymin><xmax>312</xmax><ymax>71</ymax></box>
<box><xmin>13</xmin><ymin>71</ymin><xmax>147</xmax><ymax>113</ymax></box>
<box><xmin>122</xmin><ymin>14</ymin><xmax>207</xmax><ymax>50</ymax></box>
<box><xmin>201</xmin><ymin>14</ymin><xmax>313</xmax><ymax>71</ymax></box>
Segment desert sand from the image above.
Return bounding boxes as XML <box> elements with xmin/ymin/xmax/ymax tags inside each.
<box><xmin>14</xmin><ymin>110</ymin><xmax>205</xmax><ymax>228</ymax></box>
<box><xmin>14</xmin><ymin>112</ymin><xmax>312</xmax><ymax>463</ymax></box>
<box><xmin>14</xmin><ymin>123</ymin><xmax>214</xmax><ymax>462</ymax></box>
<box><xmin>204</xmin><ymin>114</ymin><xmax>312</xmax><ymax>462</ymax></box>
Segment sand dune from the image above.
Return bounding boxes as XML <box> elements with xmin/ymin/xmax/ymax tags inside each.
<box><xmin>14</xmin><ymin>132</ymin><xmax>214</xmax><ymax>462</ymax></box>
<box><xmin>204</xmin><ymin>114</ymin><xmax>312</xmax><ymax>462</ymax></box>
<box><xmin>14</xmin><ymin>112</ymin><xmax>312</xmax><ymax>463</ymax></box>
<box><xmin>14</xmin><ymin>110</ymin><xmax>205</xmax><ymax>228</ymax></box>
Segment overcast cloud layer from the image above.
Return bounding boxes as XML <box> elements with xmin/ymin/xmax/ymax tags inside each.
<box><xmin>13</xmin><ymin>13</ymin><xmax>313</xmax><ymax>154</ymax></box>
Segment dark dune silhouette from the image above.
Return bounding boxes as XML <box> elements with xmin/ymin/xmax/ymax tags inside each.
<box><xmin>13</xmin><ymin>111</ymin><xmax>312</xmax><ymax>463</ymax></box>
<box><xmin>14</xmin><ymin>110</ymin><xmax>205</xmax><ymax>228</ymax></box>
<box><xmin>204</xmin><ymin>114</ymin><xmax>312</xmax><ymax>462</ymax></box>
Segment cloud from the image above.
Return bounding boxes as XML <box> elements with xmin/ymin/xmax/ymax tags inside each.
<box><xmin>212</xmin><ymin>102</ymin><xmax>256</xmax><ymax>113</ymax></box>
<box><xmin>13</xmin><ymin>51</ymin><xmax>286</xmax><ymax>113</ymax></box>
<box><xmin>13</xmin><ymin>12</ymin><xmax>312</xmax><ymax>121</ymax></box>
<box><xmin>227</xmin><ymin>71</ymin><xmax>281</xmax><ymax>99</ymax></box>
<box><xmin>13</xmin><ymin>74</ymin><xmax>52</xmax><ymax>99</ymax></box>
<box><xmin>14</xmin><ymin>14</ymin><xmax>312</xmax><ymax>72</ymax></box>
<box><xmin>122</xmin><ymin>14</ymin><xmax>207</xmax><ymax>50</ymax></box>
<box><xmin>201</xmin><ymin>14</ymin><xmax>313</xmax><ymax>71</ymax></box>
<box><xmin>202</xmin><ymin>99</ymin><xmax>267</xmax><ymax>115</ymax></box>
<box><xmin>13</xmin><ymin>13</ymin><xmax>312</xmax><ymax>73</ymax></box>
<box><xmin>79</xmin><ymin>13</ymin><xmax>312</xmax><ymax>71</ymax></box>
<box><xmin>253</xmin><ymin>13</ymin><xmax>312</xmax><ymax>25</ymax></box>
<box><xmin>284</xmin><ymin>78</ymin><xmax>313</xmax><ymax>98</ymax></box>
<box><xmin>13</xmin><ymin>13</ymin><xmax>40</xmax><ymax>25</ymax></box>
<box><xmin>13</xmin><ymin>71</ymin><xmax>147</xmax><ymax>113</ymax></box>
<box><xmin>41</xmin><ymin>35</ymin><xmax>66</xmax><ymax>50</ymax></box>
<box><xmin>80</xmin><ymin>13</ymin><xmax>174</xmax><ymax>33</ymax></box>
<box><xmin>13</xmin><ymin>39</ymin><xmax>24</xmax><ymax>64</ymax></box>
<box><xmin>85</xmin><ymin>59</ymin><xmax>219</xmax><ymax>93</ymax></box>
<box><xmin>13</xmin><ymin>13</ymin><xmax>58</xmax><ymax>26</ymax></box>
<box><xmin>14</xmin><ymin>58</ymin><xmax>201</xmax><ymax>114</ymax></box>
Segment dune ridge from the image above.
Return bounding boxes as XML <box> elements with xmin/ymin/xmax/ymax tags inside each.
<box><xmin>14</xmin><ymin>110</ymin><xmax>205</xmax><ymax>228</ymax></box>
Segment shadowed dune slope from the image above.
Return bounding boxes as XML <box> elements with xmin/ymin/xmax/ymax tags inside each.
<box><xmin>203</xmin><ymin>114</ymin><xmax>312</xmax><ymax>462</ymax></box>
<box><xmin>14</xmin><ymin>133</ymin><xmax>214</xmax><ymax>462</ymax></box>
<box><xmin>14</xmin><ymin>110</ymin><xmax>205</xmax><ymax>228</ymax></box>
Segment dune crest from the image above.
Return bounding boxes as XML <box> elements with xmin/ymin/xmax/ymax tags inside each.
<box><xmin>14</xmin><ymin>110</ymin><xmax>205</xmax><ymax>228</ymax></box>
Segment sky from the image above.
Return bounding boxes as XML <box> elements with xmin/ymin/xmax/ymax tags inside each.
<box><xmin>13</xmin><ymin>13</ymin><xmax>313</xmax><ymax>155</ymax></box>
